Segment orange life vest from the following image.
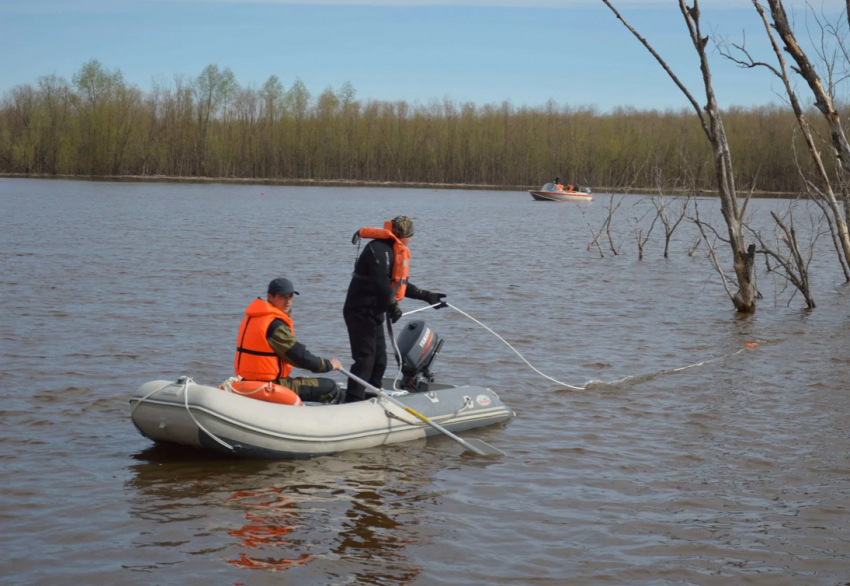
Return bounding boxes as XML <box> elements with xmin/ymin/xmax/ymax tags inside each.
<box><xmin>357</xmin><ymin>221</ymin><xmax>411</xmax><ymax>301</ymax></box>
<box><xmin>234</xmin><ymin>298</ymin><xmax>294</xmax><ymax>382</ymax></box>
<box><xmin>556</xmin><ymin>183</ymin><xmax>565</xmax><ymax>190</ymax></box>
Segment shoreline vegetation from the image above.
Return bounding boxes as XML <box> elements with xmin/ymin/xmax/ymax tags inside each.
<box><xmin>0</xmin><ymin>60</ymin><xmax>842</xmax><ymax>195</ymax></box>
<box><xmin>0</xmin><ymin>172</ymin><xmax>798</xmax><ymax>198</ymax></box>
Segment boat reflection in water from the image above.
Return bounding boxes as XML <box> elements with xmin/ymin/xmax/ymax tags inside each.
<box><xmin>125</xmin><ymin>439</ymin><xmax>466</xmax><ymax>583</ymax></box>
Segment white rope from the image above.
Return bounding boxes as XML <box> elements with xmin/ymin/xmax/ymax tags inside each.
<box><xmin>181</xmin><ymin>377</ymin><xmax>234</xmax><ymax>451</ymax></box>
<box><xmin>444</xmin><ymin>303</ymin><xmax>756</xmax><ymax>391</ymax></box>
<box><xmin>130</xmin><ymin>377</ymin><xmax>234</xmax><ymax>449</ymax></box>
<box><xmin>130</xmin><ymin>381</ymin><xmax>174</xmax><ymax>417</ymax></box>
<box><xmin>390</xmin><ymin>330</ymin><xmax>404</xmax><ymax>391</ymax></box>
<box><xmin>221</xmin><ymin>376</ymin><xmax>267</xmax><ymax>396</ymax></box>
<box><xmin>445</xmin><ymin>303</ymin><xmax>587</xmax><ymax>390</ymax></box>
<box><xmin>587</xmin><ymin>347</ymin><xmax>749</xmax><ymax>388</ymax></box>
<box><xmin>401</xmin><ymin>302</ymin><xmax>442</xmax><ymax>317</ymax></box>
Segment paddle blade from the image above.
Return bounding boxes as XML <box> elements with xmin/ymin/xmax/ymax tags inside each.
<box><xmin>462</xmin><ymin>439</ymin><xmax>505</xmax><ymax>457</ymax></box>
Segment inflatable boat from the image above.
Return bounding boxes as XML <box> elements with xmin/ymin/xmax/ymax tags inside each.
<box><xmin>529</xmin><ymin>182</ymin><xmax>593</xmax><ymax>202</ymax></box>
<box><xmin>129</xmin><ymin>321</ymin><xmax>514</xmax><ymax>458</ymax></box>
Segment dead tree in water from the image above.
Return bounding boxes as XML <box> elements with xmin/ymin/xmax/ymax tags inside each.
<box><xmin>690</xmin><ymin>197</ymin><xmax>754</xmax><ymax>301</ymax></box>
<box><xmin>580</xmin><ymin>194</ymin><xmax>625</xmax><ymax>257</ymax></box>
<box><xmin>745</xmin><ymin>204</ymin><xmax>823</xmax><ymax>309</ymax></box>
<box><xmin>601</xmin><ymin>0</ymin><xmax>757</xmax><ymax>312</ymax></box>
<box><xmin>717</xmin><ymin>0</ymin><xmax>850</xmax><ymax>282</ymax></box>
<box><xmin>648</xmin><ymin>168</ymin><xmax>691</xmax><ymax>258</ymax></box>
<box><xmin>630</xmin><ymin>198</ymin><xmax>659</xmax><ymax>260</ymax></box>
<box><xmin>654</xmin><ymin>194</ymin><xmax>690</xmax><ymax>258</ymax></box>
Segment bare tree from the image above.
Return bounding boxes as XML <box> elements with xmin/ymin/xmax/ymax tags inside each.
<box><xmin>601</xmin><ymin>0</ymin><xmax>758</xmax><ymax>312</ymax></box>
<box><xmin>630</xmin><ymin>198</ymin><xmax>660</xmax><ymax>260</ymax></box>
<box><xmin>718</xmin><ymin>0</ymin><xmax>850</xmax><ymax>282</ymax></box>
<box><xmin>648</xmin><ymin>168</ymin><xmax>692</xmax><ymax>258</ymax></box>
<box><xmin>745</xmin><ymin>203</ymin><xmax>824</xmax><ymax>309</ymax></box>
<box><xmin>580</xmin><ymin>194</ymin><xmax>625</xmax><ymax>257</ymax></box>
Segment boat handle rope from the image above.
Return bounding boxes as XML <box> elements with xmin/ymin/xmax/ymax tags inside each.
<box><xmin>129</xmin><ymin>381</ymin><xmax>174</xmax><ymax>417</ymax></box>
<box><xmin>404</xmin><ymin>302</ymin><xmax>758</xmax><ymax>391</ymax></box>
<box><xmin>130</xmin><ymin>377</ymin><xmax>235</xmax><ymax>450</ymax></box>
<box><xmin>181</xmin><ymin>377</ymin><xmax>235</xmax><ymax>451</ymax></box>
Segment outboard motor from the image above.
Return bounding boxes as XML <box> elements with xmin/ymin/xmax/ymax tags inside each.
<box><xmin>394</xmin><ymin>320</ymin><xmax>443</xmax><ymax>391</ymax></box>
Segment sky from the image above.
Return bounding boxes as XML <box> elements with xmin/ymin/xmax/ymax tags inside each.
<box><xmin>1</xmin><ymin>0</ymin><xmax>847</xmax><ymax>111</ymax></box>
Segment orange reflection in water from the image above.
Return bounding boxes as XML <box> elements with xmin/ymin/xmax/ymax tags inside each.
<box><xmin>228</xmin><ymin>552</ymin><xmax>314</xmax><ymax>571</ymax></box>
<box><xmin>225</xmin><ymin>487</ymin><xmax>315</xmax><ymax>571</ymax></box>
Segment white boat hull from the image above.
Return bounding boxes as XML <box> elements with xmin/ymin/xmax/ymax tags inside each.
<box><xmin>130</xmin><ymin>378</ymin><xmax>514</xmax><ymax>458</ymax></box>
<box><xmin>529</xmin><ymin>190</ymin><xmax>593</xmax><ymax>202</ymax></box>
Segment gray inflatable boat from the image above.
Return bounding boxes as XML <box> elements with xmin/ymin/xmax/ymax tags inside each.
<box><xmin>129</xmin><ymin>321</ymin><xmax>514</xmax><ymax>458</ymax></box>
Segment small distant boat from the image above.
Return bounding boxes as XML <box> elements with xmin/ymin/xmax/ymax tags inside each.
<box><xmin>529</xmin><ymin>182</ymin><xmax>592</xmax><ymax>202</ymax></box>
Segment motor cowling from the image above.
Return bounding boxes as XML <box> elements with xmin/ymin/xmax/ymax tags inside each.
<box><xmin>394</xmin><ymin>320</ymin><xmax>443</xmax><ymax>391</ymax></box>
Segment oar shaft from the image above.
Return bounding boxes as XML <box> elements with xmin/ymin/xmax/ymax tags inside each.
<box><xmin>339</xmin><ymin>368</ymin><xmax>486</xmax><ymax>455</ymax></box>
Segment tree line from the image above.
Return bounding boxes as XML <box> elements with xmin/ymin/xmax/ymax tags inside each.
<box><xmin>0</xmin><ymin>59</ymin><xmax>840</xmax><ymax>192</ymax></box>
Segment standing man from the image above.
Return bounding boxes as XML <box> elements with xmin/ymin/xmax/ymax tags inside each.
<box><xmin>235</xmin><ymin>277</ymin><xmax>344</xmax><ymax>403</ymax></box>
<box><xmin>343</xmin><ymin>216</ymin><xmax>447</xmax><ymax>403</ymax></box>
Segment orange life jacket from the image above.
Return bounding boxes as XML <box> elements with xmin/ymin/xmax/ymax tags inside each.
<box><xmin>556</xmin><ymin>183</ymin><xmax>565</xmax><ymax>190</ymax></box>
<box><xmin>234</xmin><ymin>298</ymin><xmax>294</xmax><ymax>382</ymax></box>
<box><xmin>356</xmin><ymin>221</ymin><xmax>411</xmax><ymax>301</ymax></box>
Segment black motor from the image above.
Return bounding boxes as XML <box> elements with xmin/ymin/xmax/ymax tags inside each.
<box><xmin>393</xmin><ymin>320</ymin><xmax>443</xmax><ymax>391</ymax></box>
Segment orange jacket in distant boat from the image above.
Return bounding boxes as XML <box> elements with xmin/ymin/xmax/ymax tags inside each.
<box><xmin>235</xmin><ymin>298</ymin><xmax>294</xmax><ymax>381</ymax></box>
<box><xmin>356</xmin><ymin>221</ymin><xmax>410</xmax><ymax>301</ymax></box>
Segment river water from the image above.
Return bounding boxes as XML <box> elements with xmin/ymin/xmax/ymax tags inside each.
<box><xmin>2</xmin><ymin>178</ymin><xmax>849</xmax><ymax>585</ymax></box>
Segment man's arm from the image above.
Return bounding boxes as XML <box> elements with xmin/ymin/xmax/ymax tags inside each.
<box><xmin>404</xmin><ymin>282</ymin><xmax>427</xmax><ymax>300</ymax></box>
<box><xmin>266</xmin><ymin>319</ymin><xmax>333</xmax><ymax>373</ymax></box>
<box><xmin>405</xmin><ymin>282</ymin><xmax>447</xmax><ymax>307</ymax></box>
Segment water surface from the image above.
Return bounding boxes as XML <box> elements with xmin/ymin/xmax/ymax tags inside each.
<box><xmin>2</xmin><ymin>179</ymin><xmax>849</xmax><ymax>585</ymax></box>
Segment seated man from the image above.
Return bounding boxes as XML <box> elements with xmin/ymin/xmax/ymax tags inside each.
<box><xmin>235</xmin><ymin>277</ymin><xmax>343</xmax><ymax>403</ymax></box>
<box><xmin>554</xmin><ymin>177</ymin><xmax>565</xmax><ymax>190</ymax></box>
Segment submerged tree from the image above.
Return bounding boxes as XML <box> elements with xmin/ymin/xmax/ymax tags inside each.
<box><xmin>601</xmin><ymin>0</ymin><xmax>758</xmax><ymax>312</ymax></box>
<box><xmin>718</xmin><ymin>0</ymin><xmax>850</xmax><ymax>283</ymax></box>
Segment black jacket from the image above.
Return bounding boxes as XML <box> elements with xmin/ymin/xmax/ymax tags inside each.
<box><xmin>344</xmin><ymin>238</ymin><xmax>428</xmax><ymax>314</ymax></box>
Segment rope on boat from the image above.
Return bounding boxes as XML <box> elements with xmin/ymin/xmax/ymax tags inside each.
<box><xmin>181</xmin><ymin>377</ymin><xmax>235</xmax><ymax>451</ymax></box>
<box><xmin>130</xmin><ymin>381</ymin><xmax>174</xmax><ymax>417</ymax></box>
<box><xmin>132</xmin><ymin>377</ymin><xmax>235</xmax><ymax>451</ymax></box>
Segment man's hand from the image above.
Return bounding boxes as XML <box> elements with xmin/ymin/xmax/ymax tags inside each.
<box><xmin>329</xmin><ymin>358</ymin><xmax>343</xmax><ymax>371</ymax></box>
<box><xmin>425</xmin><ymin>292</ymin><xmax>447</xmax><ymax>308</ymax></box>
<box><xmin>388</xmin><ymin>302</ymin><xmax>403</xmax><ymax>323</ymax></box>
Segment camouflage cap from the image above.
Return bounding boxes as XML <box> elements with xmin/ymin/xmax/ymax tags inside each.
<box><xmin>390</xmin><ymin>215</ymin><xmax>415</xmax><ymax>238</ymax></box>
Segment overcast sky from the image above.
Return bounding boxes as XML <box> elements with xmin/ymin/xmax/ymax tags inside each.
<box><xmin>1</xmin><ymin>0</ymin><xmax>846</xmax><ymax>111</ymax></box>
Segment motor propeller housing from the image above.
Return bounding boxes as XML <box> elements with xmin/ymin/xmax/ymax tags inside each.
<box><xmin>394</xmin><ymin>320</ymin><xmax>443</xmax><ymax>391</ymax></box>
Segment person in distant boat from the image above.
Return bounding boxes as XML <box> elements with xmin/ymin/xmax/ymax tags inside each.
<box><xmin>342</xmin><ymin>215</ymin><xmax>447</xmax><ymax>403</ymax></box>
<box><xmin>554</xmin><ymin>177</ymin><xmax>565</xmax><ymax>190</ymax></box>
<box><xmin>235</xmin><ymin>277</ymin><xmax>344</xmax><ymax>403</ymax></box>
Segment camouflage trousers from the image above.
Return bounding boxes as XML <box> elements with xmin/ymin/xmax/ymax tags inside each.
<box><xmin>276</xmin><ymin>376</ymin><xmax>342</xmax><ymax>404</ymax></box>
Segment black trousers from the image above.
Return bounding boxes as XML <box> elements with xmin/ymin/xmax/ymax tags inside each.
<box><xmin>343</xmin><ymin>307</ymin><xmax>387</xmax><ymax>400</ymax></box>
